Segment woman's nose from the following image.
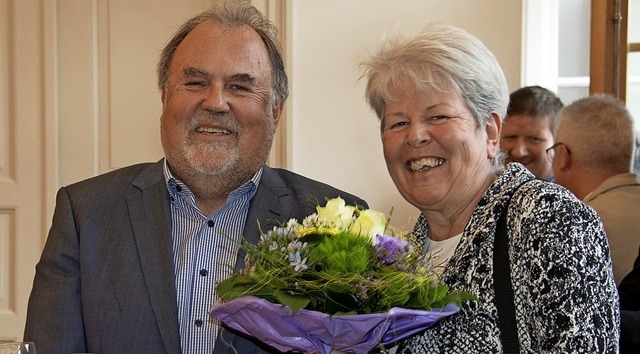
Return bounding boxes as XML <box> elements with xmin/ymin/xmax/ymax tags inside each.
<box><xmin>404</xmin><ymin>124</ymin><xmax>430</xmax><ymax>147</ymax></box>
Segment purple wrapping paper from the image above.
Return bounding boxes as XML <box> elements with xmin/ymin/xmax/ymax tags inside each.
<box><xmin>210</xmin><ymin>296</ymin><xmax>460</xmax><ymax>354</ymax></box>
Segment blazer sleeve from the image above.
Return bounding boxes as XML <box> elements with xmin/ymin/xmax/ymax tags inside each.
<box><xmin>513</xmin><ymin>185</ymin><xmax>619</xmax><ymax>352</ymax></box>
<box><xmin>24</xmin><ymin>187</ymin><xmax>87</xmax><ymax>354</ymax></box>
<box><xmin>24</xmin><ymin>161</ymin><xmax>179</xmax><ymax>354</ymax></box>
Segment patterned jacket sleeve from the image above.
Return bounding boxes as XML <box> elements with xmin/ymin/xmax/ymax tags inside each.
<box><xmin>510</xmin><ymin>182</ymin><xmax>619</xmax><ymax>353</ymax></box>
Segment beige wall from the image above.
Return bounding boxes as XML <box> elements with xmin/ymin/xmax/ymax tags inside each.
<box><xmin>55</xmin><ymin>0</ymin><xmax>524</xmax><ymax>229</ymax></box>
<box><xmin>0</xmin><ymin>0</ymin><xmax>523</xmax><ymax>340</ymax></box>
<box><xmin>288</xmin><ymin>0</ymin><xmax>522</xmax><ymax>227</ymax></box>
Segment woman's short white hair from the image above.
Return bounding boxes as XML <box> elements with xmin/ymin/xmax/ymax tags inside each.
<box><xmin>359</xmin><ymin>22</ymin><xmax>509</xmax><ymax>172</ymax></box>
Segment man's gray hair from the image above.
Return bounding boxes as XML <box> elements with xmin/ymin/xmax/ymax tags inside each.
<box><xmin>156</xmin><ymin>0</ymin><xmax>288</xmax><ymax>106</ymax></box>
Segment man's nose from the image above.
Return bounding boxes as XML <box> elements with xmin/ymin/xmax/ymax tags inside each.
<box><xmin>202</xmin><ymin>84</ymin><xmax>230</xmax><ymax>112</ymax></box>
<box><xmin>511</xmin><ymin>139</ymin><xmax>529</xmax><ymax>157</ymax></box>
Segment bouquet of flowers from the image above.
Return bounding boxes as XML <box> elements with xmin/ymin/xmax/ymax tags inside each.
<box><xmin>210</xmin><ymin>197</ymin><xmax>475</xmax><ymax>353</ymax></box>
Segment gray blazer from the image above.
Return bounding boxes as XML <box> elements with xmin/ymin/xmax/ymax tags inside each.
<box><xmin>24</xmin><ymin>160</ymin><xmax>367</xmax><ymax>354</ymax></box>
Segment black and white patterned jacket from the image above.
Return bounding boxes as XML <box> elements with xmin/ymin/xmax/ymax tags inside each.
<box><xmin>397</xmin><ymin>163</ymin><xmax>619</xmax><ymax>353</ymax></box>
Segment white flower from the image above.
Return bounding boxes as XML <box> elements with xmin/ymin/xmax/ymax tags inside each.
<box><xmin>288</xmin><ymin>251</ymin><xmax>308</xmax><ymax>272</ymax></box>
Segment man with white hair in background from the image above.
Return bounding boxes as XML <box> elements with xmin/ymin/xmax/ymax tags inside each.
<box><xmin>550</xmin><ymin>94</ymin><xmax>640</xmax><ymax>284</ymax></box>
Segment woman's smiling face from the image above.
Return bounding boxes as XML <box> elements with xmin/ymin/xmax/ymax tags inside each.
<box><xmin>381</xmin><ymin>86</ymin><xmax>500</xmax><ymax>213</ymax></box>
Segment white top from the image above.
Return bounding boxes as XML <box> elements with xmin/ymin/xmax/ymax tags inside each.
<box><xmin>426</xmin><ymin>233</ymin><xmax>463</xmax><ymax>275</ymax></box>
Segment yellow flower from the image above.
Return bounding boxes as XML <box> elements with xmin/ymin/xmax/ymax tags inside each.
<box><xmin>350</xmin><ymin>208</ymin><xmax>387</xmax><ymax>242</ymax></box>
<box><xmin>316</xmin><ymin>197</ymin><xmax>356</xmax><ymax>228</ymax></box>
<box><xmin>296</xmin><ymin>226</ymin><xmax>341</xmax><ymax>237</ymax></box>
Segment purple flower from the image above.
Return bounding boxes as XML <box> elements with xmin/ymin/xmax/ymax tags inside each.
<box><xmin>375</xmin><ymin>234</ymin><xmax>413</xmax><ymax>265</ymax></box>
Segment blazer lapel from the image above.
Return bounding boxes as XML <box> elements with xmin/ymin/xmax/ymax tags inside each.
<box><xmin>237</xmin><ymin>166</ymin><xmax>293</xmax><ymax>269</ymax></box>
<box><xmin>126</xmin><ymin>161</ymin><xmax>181</xmax><ymax>353</ymax></box>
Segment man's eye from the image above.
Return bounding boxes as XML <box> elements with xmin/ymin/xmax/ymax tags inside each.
<box><xmin>186</xmin><ymin>81</ymin><xmax>206</xmax><ymax>87</ymax></box>
<box><xmin>229</xmin><ymin>84</ymin><xmax>249</xmax><ymax>91</ymax></box>
<box><xmin>431</xmin><ymin>115</ymin><xmax>448</xmax><ymax>120</ymax></box>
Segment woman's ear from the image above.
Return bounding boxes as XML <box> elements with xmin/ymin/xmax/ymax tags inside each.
<box><xmin>486</xmin><ymin>111</ymin><xmax>502</xmax><ymax>158</ymax></box>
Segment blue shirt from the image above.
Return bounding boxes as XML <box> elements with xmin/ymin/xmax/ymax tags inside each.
<box><xmin>164</xmin><ymin>161</ymin><xmax>261</xmax><ymax>353</ymax></box>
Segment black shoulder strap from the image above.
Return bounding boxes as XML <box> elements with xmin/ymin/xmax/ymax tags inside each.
<box><xmin>493</xmin><ymin>199</ymin><xmax>521</xmax><ymax>353</ymax></box>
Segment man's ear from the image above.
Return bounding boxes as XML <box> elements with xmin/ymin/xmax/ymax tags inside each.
<box><xmin>271</xmin><ymin>98</ymin><xmax>286</xmax><ymax>127</ymax></box>
<box><xmin>486</xmin><ymin>111</ymin><xmax>502</xmax><ymax>159</ymax></box>
<box><xmin>557</xmin><ymin>145</ymin><xmax>572</xmax><ymax>171</ymax></box>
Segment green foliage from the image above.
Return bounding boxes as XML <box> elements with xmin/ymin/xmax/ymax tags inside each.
<box><xmin>306</xmin><ymin>231</ymin><xmax>373</xmax><ymax>274</ymax></box>
<box><xmin>215</xmin><ymin>199</ymin><xmax>477</xmax><ymax>316</ymax></box>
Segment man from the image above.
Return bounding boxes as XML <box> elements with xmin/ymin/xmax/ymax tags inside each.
<box><xmin>551</xmin><ymin>94</ymin><xmax>640</xmax><ymax>284</ymax></box>
<box><xmin>23</xmin><ymin>2</ymin><xmax>365</xmax><ymax>354</ymax></box>
<box><xmin>500</xmin><ymin>85</ymin><xmax>563</xmax><ymax>181</ymax></box>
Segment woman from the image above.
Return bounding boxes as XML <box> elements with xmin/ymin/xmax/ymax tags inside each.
<box><xmin>359</xmin><ymin>23</ymin><xmax>619</xmax><ymax>353</ymax></box>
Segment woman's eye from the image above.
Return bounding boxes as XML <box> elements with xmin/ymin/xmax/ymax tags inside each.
<box><xmin>431</xmin><ymin>115</ymin><xmax>448</xmax><ymax>120</ymax></box>
<box><xmin>388</xmin><ymin>121</ymin><xmax>408</xmax><ymax>129</ymax></box>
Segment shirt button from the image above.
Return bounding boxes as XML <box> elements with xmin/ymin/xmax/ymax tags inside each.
<box><xmin>199</xmin><ymin>269</ymin><xmax>208</xmax><ymax>276</ymax></box>
<box><xmin>195</xmin><ymin>319</ymin><xmax>203</xmax><ymax>327</ymax></box>
<box><xmin>207</xmin><ymin>220</ymin><xmax>214</xmax><ymax>227</ymax></box>
<box><xmin>176</xmin><ymin>185</ymin><xmax>182</xmax><ymax>192</ymax></box>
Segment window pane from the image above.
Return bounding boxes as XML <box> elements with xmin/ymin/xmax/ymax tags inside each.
<box><xmin>557</xmin><ymin>87</ymin><xmax>590</xmax><ymax>104</ymax></box>
<box><xmin>628</xmin><ymin>0</ymin><xmax>639</xmax><ymax>175</ymax></box>
<box><xmin>558</xmin><ymin>0</ymin><xmax>590</xmax><ymax>77</ymax></box>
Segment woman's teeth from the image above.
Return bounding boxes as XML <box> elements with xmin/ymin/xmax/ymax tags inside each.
<box><xmin>410</xmin><ymin>157</ymin><xmax>443</xmax><ymax>171</ymax></box>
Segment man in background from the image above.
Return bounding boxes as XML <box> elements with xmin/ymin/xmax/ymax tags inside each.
<box><xmin>500</xmin><ymin>85</ymin><xmax>563</xmax><ymax>181</ymax></box>
<box><xmin>23</xmin><ymin>2</ymin><xmax>365</xmax><ymax>353</ymax></box>
<box><xmin>550</xmin><ymin>94</ymin><xmax>640</xmax><ymax>284</ymax></box>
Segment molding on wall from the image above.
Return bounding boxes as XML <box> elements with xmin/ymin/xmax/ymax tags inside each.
<box><xmin>0</xmin><ymin>0</ymin><xmax>15</xmax><ymax>183</ymax></box>
<box><xmin>521</xmin><ymin>0</ymin><xmax>559</xmax><ymax>91</ymax></box>
<box><xmin>2</xmin><ymin>0</ymin><xmax>45</xmax><ymax>340</ymax></box>
<box><xmin>0</xmin><ymin>211</ymin><xmax>16</xmax><ymax>314</ymax></box>
<box><xmin>97</xmin><ymin>0</ymin><xmax>112</xmax><ymax>172</ymax></box>
<box><xmin>42</xmin><ymin>0</ymin><xmax>59</xmax><ymax>243</ymax></box>
<box><xmin>253</xmin><ymin>0</ymin><xmax>289</xmax><ymax>169</ymax></box>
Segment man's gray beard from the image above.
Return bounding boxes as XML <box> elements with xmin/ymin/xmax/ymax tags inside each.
<box><xmin>185</xmin><ymin>140</ymin><xmax>240</xmax><ymax>177</ymax></box>
<box><xmin>182</xmin><ymin>128</ymin><xmax>274</xmax><ymax>187</ymax></box>
<box><xmin>166</xmin><ymin>108</ymin><xmax>277</xmax><ymax>191</ymax></box>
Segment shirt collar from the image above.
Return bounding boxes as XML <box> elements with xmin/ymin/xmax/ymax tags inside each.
<box><xmin>583</xmin><ymin>172</ymin><xmax>640</xmax><ymax>202</ymax></box>
<box><xmin>163</xmin><ymin>159</ymin><xmax>262</xmax><ymax>208</ymax></box>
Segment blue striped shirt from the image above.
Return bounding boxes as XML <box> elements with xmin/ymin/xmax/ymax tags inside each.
<box><xmin>164</xmin><ymin>161</ymin><xmax>261</xmax><ymax>353</ymax></box>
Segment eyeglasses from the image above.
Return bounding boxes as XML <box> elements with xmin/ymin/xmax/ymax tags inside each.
<box><xmin>545</xmin><ymin>142</ymin><xmax>570</xmax><ymax>162</ymax></box>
